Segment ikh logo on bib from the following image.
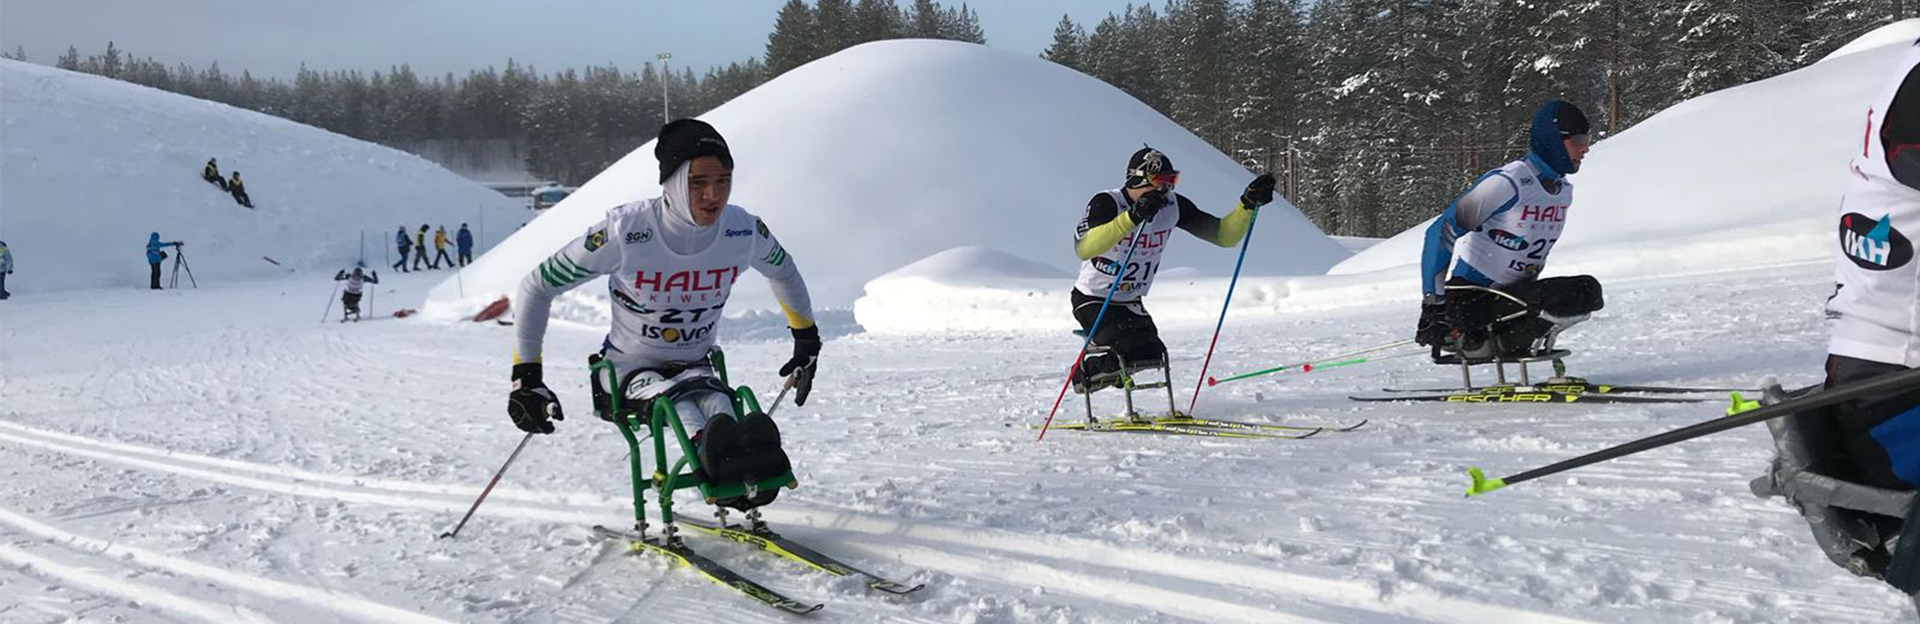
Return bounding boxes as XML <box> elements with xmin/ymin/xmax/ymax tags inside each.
<box><xmin>1841</xmin><ymin>213</ymin><xmax>1913</xmax><ymax>271</ymax></box>
<box><xmin>1488</xmin><ymin>229</ymin><xmax>1528</xmax><ymax>251</ymax></box>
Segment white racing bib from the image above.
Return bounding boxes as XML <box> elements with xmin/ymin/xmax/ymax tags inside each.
<box><xmin>1074</xmin><ymin>189</ymin><xmax>1183</xmax><ymax>301</ymax></box>
<box><xmin>1455</xmin><ymin>160</ymin><xmax>1572</xmax><ymax>287</ymax></box>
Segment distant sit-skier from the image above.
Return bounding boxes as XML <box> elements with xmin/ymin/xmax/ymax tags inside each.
<box><xmin>413</xmin><ymin>225</ymin><xmax>430</xmax><ymax>271</ymax></box>
<box><xmin>508</xmin><ymin>119</ymin><xmax>818</xmax><ymax>510</ymax></box>
<box><xmin>431</xmin><ymin>225</ymin><xmax>454</xmax><ymax>269</ymax></box>
<box><xmin>146</xmin><ymin>233</ymin><xmax>182</xmax><ymax>290</ymax></box>
<box><xmin>456</xmin><ymin>223</ymin><xmax>474</xmax><ymax>266</ymax></box>
<box><xmin>228</xmin><ymin>171</ymin><xmax>253</xmax><ymax>209</ymax></box>
<box><xmin>1413</xmin><ymin>99</ymin><xmax>1602</xmax><ymax>362</ymax></box>
<box><xmin>334</xmin><ymin>267</ymin><xmax>379</xmax><ymax>322</ymax></box>
<box><xmin>392</xmin><ymin>226</ymin><xmax>413</xmax><ymax>273</ymax></box>
<box><xmin>1754</xmin><ymin>41</ymin><xmax>1920</xmax><ymax>611</ymax></box>
<box><xmin>1068</xmin><ymin>146</ymin><xmax>1275</xmax><ymax>393</ymax></box>
<box><xmin>0</xmin><ymin>239</ymin><xmax>12</xmax><ymax>300</ymax></box>
<box><xmin>202</xmin><ymin>158</ymin><xmax>227</xmax><ymax>191</ymax></box>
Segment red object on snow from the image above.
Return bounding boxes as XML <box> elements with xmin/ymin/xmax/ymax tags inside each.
<box><xmin>393</xmin><ymin>308</ymin><xmax>418</xmax><ymax>318</ymax></box>
<box><xmin>472</xmin><ymin>296</ymin><xmax>511</xmax><ymax>323</ymax></box>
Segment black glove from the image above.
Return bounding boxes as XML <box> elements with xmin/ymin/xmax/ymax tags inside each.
<box><xmin>1414</xmin><ymin>295</ymin><xmax>1452</xmax><ymax>347</ymax></box>
<box><xmin>1128</xmin><ymin>190</ymin><xmax>1167</xmax><ymax>224</ymax></box>
<box><xmin>1241</xmin><ymin>173</ymin><xmax>1276</xmax><ymax>209</ymax></box>
<box><xmin>778</xmin><ymin>326</ymin><xmax>822</xmax><ymax>407</ymax></box>
<box><xmin>508</xmin><ymin>362</ymin><xmax>564</xmax><ymax>434</ymax></box>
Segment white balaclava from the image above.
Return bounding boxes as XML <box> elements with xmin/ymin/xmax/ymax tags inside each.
<box><xmin>659</xmin><ymin>161</ymin><xmax>724</xmax><ymax>255</ymax></box>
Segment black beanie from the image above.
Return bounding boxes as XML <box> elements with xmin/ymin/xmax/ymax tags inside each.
<box><xmin>656</xmin><ymin>119</ymin><xmax>734</xmax><ymax>183</ymax></box>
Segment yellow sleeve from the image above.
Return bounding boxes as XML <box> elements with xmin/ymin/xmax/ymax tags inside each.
<box><xmin>1212</xmin><ymin>202</ymin><xmax>1255</xmax><ymax>247</ymax></box>
<box><xmin>1073</xmin><ymin>212</ymin><xmax>1137</xmax><ymax>261</ymax></box>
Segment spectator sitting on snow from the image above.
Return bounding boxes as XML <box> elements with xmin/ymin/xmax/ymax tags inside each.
<box><xmin>146</xmin><ymin>233</ymin><xmax>182</xmax><ymax>290</ymax></box>
<box><xmin>202</xmin><ymin>158</ymin><xmax>227</xmax><ymax>190</ymax></box>
<box><xmin>0</xmin><ymin>239</ymin><xmax>12</xmax><ymax>300</ymax></box>
<box><xmin>456</xmin><ymin>223</ymin><xmax>474</xmax><ymax>266</ymax></box>
<box><xmin>228</xmin><ymin>171</ymin><xmax>253</xmax><ymax>208</ymax></box>
<box><xmin>334</xmin><ymin>267</ymin><xmax>379</xmax><ymax>322</ymax></box>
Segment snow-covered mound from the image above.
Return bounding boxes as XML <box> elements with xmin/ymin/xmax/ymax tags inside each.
<box><xmin>0</xmin><ymin>59</ymin><xmax>523</xmax><ymax>293</ymax></box>
<box><xmin>1330</xmin><ymin>34</ymin><xmax>1917</xmax><ymax>286</ymax></box>
<box><xmin>1821</xmin><ymin>18</ymin><xmax>1920</xmax><ymax>63</ymax></box>
<box><xmin>425</xmin><ymin>39</ymin><xmax>1348</xmax><ymax>321</ymax></box>
<box><xmin>854</xmin><ymin>246</ymin><xmax>1071</xmax><ymax>332</ymax></box>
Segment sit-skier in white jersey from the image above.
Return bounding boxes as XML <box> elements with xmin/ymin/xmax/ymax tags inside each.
<box><xmin>505</xmin><ymin>119</ymin><xmax>821</xmax><ymax>508</ymax></box>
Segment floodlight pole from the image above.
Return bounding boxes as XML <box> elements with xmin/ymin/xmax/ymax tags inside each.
<box><xmin>657</xmin><ymin>53</ymin><xmax>672</xmax><ymax>123</ymax></box>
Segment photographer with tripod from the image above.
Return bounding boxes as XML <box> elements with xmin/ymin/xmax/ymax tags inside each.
<box><xmin>146</xmin><ymin>232</ymin><xmax>184</xmax><ymax>290</ymax></box>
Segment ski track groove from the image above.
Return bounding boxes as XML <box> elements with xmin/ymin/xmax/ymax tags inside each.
<box><xmin>1</xmin><ymin>415</ymin><xmax>1630</xmax><ymax>624</ymax></box>
<box><xmin>0</xmin><ymin>506</ymin><xmax>454</xmax><ymax>624</ymax></box>
<box><xmin>0</xmin><ymin>541</ymin><xmax>281</xmax><ymax>624</ymax></box>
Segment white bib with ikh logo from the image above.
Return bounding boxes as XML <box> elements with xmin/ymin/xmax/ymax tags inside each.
<box><xmin>1073</xmin><ymin>188</ymin><xmax>1183</xmax><ymax>301</ymax></box>
<box><xmin>1454</xmin><ymin>158</ymin><xmax>1572</xmax><ymax>288</ymax></box>
<box><xmin>1828</xmin><ymin>44</ymin><xmax>1920</xmax><ymax>368</ymax></box>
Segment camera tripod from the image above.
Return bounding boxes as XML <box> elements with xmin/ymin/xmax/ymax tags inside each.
<box><xmin>170</xmin><ymin>246</ymin><xmax>197</xmax><ymax>289</ymax></box>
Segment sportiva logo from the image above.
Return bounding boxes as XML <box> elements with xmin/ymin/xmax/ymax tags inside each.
<box><xmin>1840</xmin><ymin>212</ymin><xmax>1913</xmax><ymax>271</ymax></box>
<box><xmin>1488</xmin><ymin>229</ymin><xmax>1528</xmax><ymax>251</ymax></box>
<box><xmin>725</xmin><ymin>228</ymin><xmax>754</xmax><ymax>237</ymax></box>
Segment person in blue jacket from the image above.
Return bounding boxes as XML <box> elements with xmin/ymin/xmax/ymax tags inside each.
<box><xmin>1413</xmin><ymin>99</ymin><xmax>1604</xmax><ymax>360</ymax></box>
<box><xmin>146</xmin><ymin>233</ymin><xmax>182</xmax><ymax>290</ymax></box>
<box><xmin>392</xmin><ymin>226</ymin><xmax>412</xmax><ymax>273</ymax></box>
<box><xmin>456</xmin><ymin>223</ymin><xmax>475</xmax><ymax>266</ymax></box>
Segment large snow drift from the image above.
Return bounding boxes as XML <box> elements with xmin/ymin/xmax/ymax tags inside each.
<box><xmin>0</xmin><ymin>59</ymin><xmax>523</xmax><ymax>293</ymax></box>
<box><xmin>1329</xmin><ymin>32</ymin><xmax>1918</xmax><ymax>284</ymax></box>
<box><xmin>425</xmin><ymin>39</ymin><xmax>1348</xmax><ymax>321</ymax></box>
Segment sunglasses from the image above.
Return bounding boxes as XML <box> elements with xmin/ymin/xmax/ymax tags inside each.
<box><xmin>1143</xmin><ymin>171</ymin><xmax>1180</xmax><ymax>188</ymax></box>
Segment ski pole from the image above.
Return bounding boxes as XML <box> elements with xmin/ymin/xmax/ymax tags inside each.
<box><xmin>1039</xmin><ymin>220</ymin><xmax>1147</xmax><ymax>442</ymax></box>
<box><xmin>1465</xmin><ymin>366</ymin><xmax>1920</xmax><ymax>497</ymax></box>
<box><xmin>438</xmin><ymin>431</ymin><xmax>536</xmax><ymax>539</ymax></box>
<box><xmin>1208</xmin><ymin>338</ymin><xmax>1418</xmax><ymax>386</ymax></box>
<box><xmin>1187</xmin><ymin>207</ymin><xmax>1260</xmax><ymax>415</ymax></box>
<box><xmin>320</xmin><ymin>281</ymin><xmax>340</xmax><ymax>323</ymax></box>
<box><xmin>766</xmin><ymin>374</ymin><xmax>798</xmax><ymax>418</ymax></box>
<box><xmin>1280</xmin><ymin>350</ymin><xmax>1426</xmax><ymax>375</ymax></box>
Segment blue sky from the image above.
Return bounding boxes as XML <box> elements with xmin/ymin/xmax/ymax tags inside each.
<box><xmin>0</xmin><ymin>0</ymin><xmax>1138</xmax><ymax>78</ymax></box>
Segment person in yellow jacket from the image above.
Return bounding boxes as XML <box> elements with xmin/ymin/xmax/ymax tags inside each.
<box><xmin>202</xmin><ymin>158</ymin><xmax>227</xmax><ymax>190</ymax></box>
<box><xmin>413</xmin><ymin>225</ymin><xmax>431</xmax><ymax>271</ymax></box>
<box><xmin>228</xmin><ymin>171</ymin><xmax>253</xmax><ymax>208</ymax></box>
<box><xmin>430</xmin><ymin>225</ymin><xmax>454</xmax><ymax>269</ymax></box>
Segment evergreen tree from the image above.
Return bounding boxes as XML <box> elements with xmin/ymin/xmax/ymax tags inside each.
<box><xmin>852</xmin><ymin>0</ymin><xmax>904</xmax><ymax>43</ymax></box>
<box><xmin>907</xmin><ymin>0</ymin><xmax>944</xmax><ymax>37</ymax></box>
<box><xmin>814</xmin><ymin>0</ymin><xmax>856</xmax><ymax>53</ymax></box>
<box><xmin>1043</xmin><ymin>14</ymin><xmax>1088</xmax><ymax>70</ymax></box>
<box><xmin>765</xmin><ymin>0</ymin><xmax>818</xmax><ymax>78</ymax></box>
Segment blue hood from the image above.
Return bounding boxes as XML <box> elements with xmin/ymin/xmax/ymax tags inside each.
<box><xmin>149</xmin><ymin>232</ymin><xmax>160</xmax><ymax>243</ymax></box>
<box><xmin>1528</xmin><ymin>100</ymin><xmax>1584</xmax><ymax>178</ymax></box>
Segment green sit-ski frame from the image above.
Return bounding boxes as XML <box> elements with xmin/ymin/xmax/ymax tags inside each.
<box><xmin>591</xmin><ymin>348</ymin><xmax>797</xmax><ymax>542</ymax></box>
